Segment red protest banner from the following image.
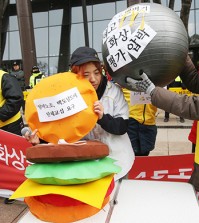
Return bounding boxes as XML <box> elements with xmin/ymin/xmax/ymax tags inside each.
<box><xmin>0</xmin><ymin>128</ymin><xmax>195</xmax><ymax>191</ymax></box>
<box><xmin>0</xmin><ymin>130</ymin><xmax>32</xmax><ymax>191</ymax></box>
<box><xmin>128</xmin><ymin>154</ymin><xmax>194</xmax><ymax>182</ymax></box>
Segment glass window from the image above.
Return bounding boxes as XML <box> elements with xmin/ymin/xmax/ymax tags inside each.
<box><xmin>72</xmin><ymin>6</ymin><xmax>83</xmax><ymax>23</ymax></box>
<box><xmin>196</xmin><ymin>10</ymin><xmax>199</xmax><ymax>34</ymax></box>
<box><xmin>33</xmin><ymin>12</ymin><xmax>48</xmax><ymax>28</ymax></box>
<box><xmin>37</xmin><ymin>57</ymin><xmax>49</xmax><ymax>76</ymax></box>
<box><xmin>70</xmin><ymin>23</ymin><xmax>92</xmax><ymax>52</ymax></box>
<box><xmin>93</xmin><ymin>3</ymin><xmax>115</xmax><ymax>20</ymax></box>
<box><xmin>86</xmin><ymin>5</ymin><xmax>92</xmax><ymax>22</ymax></box>
<box><xmin>116</xmin><ymin>0</ymin><xmax>127</xmax><ymax>13</ymax></box>
<box><xmin>9</xmin><ymin>31</ymin><xmax>22</xmax><ymax>60</ymax></box>
<box><xmin>97</xmin><ymin>52</ymin><xmax>103</xmax><ymax>62</ymax></box>
<box><xmin>196</xmin><ymin>0</ymin><xmax>199</xmax><ymax>9</ymax></box>
<box><xmin>72</xmin><ymin>5</ymin><xmax>92</xmax><ymax>23</ymax></box>
<box><xmin>34</xmin><ymin>28</ymin><xmax>48</xmax><ymax>57</ymax></box>
<box><xmin>93</xmin><ymin>20</ymin><xmax>110</xmax><ymax>53</ymax></box>
<box><xmin>49</xmin><ymin>26</ymin><xmax>61</xmax><ymax>56</ymax></box>
<box><xmin>188</xmin><ymin>10</ymin><xmax>195</xmax><ymax>37</ymax></box>
<box><xmin>2</xmin><ymin>33</ymin><xmax>9</xmax><ymax>61</ymax></box>
<box><xmin>174</xmin><ymin>1</ymin><xmax>181</xmax><ymax>11</ymax></box>
<box><xmin>10</xmin><ymin>0</ymin><xmax>16</xmax><ymax>4</ymax></box>
<box><xmin>161</xmin><ymin>0</ymin><xmax>168</xmax><ymax>7</ymax></box>
<box><xmin>49</xmin><ymin>9</ymin><xmax>63</xmax><ymax>26</ymax></box>
<box><xmin>9</xmin><ymin>15</ymin><xmax>18</xmax><ymax>31</ymax></box>
<box><xmin>49</xmin><ymin>57</ymin><xmax>59</xmax><ymax>75</ymax></box>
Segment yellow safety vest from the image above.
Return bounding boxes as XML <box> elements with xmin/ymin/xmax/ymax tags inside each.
<box><xmin>0</xmin><ymin>71</ymin><xmax>21</xmax><ymax>127</ymax></box>
<box><xmin>175</xmin><ymin>76</ymin><xmax>181</xmax><ymax>82</ymax></box>
<box><xmin>123</xmin><ymin>88</ymin><xmax>157</xmax><ymax>125</ymax></box>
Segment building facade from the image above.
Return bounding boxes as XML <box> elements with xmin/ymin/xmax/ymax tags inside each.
<box><xmin>2</xmin><ymin>0</ymin><xmax>199</xmax><ymax>76</ymax></box>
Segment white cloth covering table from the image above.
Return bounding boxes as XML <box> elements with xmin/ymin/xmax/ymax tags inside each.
<box><xmin>109</xmin><ymin>180</ymin><xmax>199</xmax><ymax>223</ymax></box>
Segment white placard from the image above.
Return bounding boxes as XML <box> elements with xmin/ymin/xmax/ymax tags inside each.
<box><xmin>125</xmin><ymin>24</ymin><xmax>157</xmax><ymax>59</ymax></box>
<box><xmin>104</xmin><ymin>5</ymin><xmax>151</xmax><ymax>42</ymax></box>
<box><xmin>34</xmin><ymin>87</ymin><xmax>88</xmax><ymax>122</ymax></box>
<box><xmin>130</xmin><ymin>91</ymin><xmax>151</xmax><ymax>105</ymax></box>
<box><xmin>106</xmin><ymin>25</ymin><xmax>132</xmax><ymax>54</ymax></box>
<box><xmin>106</xmin><ymin>24</ymin><xmax>156</xmax><ymax>72</ymax></box>
<box><xmin>106</xmin><ymin>47</ymin><xmax>133</xmax><ymax>72</ymax></box>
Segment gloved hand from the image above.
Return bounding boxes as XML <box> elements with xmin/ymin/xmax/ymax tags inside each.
<box><xmin>126</xmin><ymin>72</ymin><xmax>155</xmax><ymax>95</ymax></box>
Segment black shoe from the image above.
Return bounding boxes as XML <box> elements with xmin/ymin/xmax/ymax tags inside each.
<box><xmin>164</xmin><ymin>118</ymin><xmax>169</xmax><ymax>122</ymax></box>
<box><xmin>180</xmin><ymin>117</ymin><xmax>185</xmax><ymax>123</ymax></box>
<box><xmin>4</xmin><ymin>198</ymin><xmax>15</xmax><ymax>204</ymax></box>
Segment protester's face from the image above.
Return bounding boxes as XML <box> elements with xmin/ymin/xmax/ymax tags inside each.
<box><xmin>13</xmin><ymin>65</ymin><xmax>19</xmax><ymax>70</ymax></box>
<box><xmin>83</xmin><ymin>62</ymin><xmax>102</xmax><ymax>90</ymax></box>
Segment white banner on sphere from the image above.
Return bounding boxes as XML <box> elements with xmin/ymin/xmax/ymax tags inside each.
<box><xmin>106</xmin><ymin>24</ymin><xmax>156</xmax><ymax>72</ymax></box>
<box><xmin>106</xmin><ymin>25</ymin><xmax>132</xmax><ymax>53</ymax></box>
<box><xmin>103</xmin><ymin>5</ymin><xmax>150</xmax><ymax>44</ymax></box>
<box><xmin>106</xmin><ymin>48</ymin><xmax>132</xmax><ymax>72</ymax></box>
<box><xmin>126</xmin><ymin>24</ymin><xmax>157</xmax><ymax>59</ymax></box>
<box><xmin>111</xmin><ymin>5</ymin><xmax>150</xmax><ymax>25</ymax></box>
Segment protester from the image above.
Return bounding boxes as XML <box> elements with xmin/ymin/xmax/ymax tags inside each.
<box><xmin>123</xmin><ymin>88</ymin><xmax>157</xmax><ymax>156</ymax></box>
<box><xmin>125</xmin><ymin>55</ymin><xmax>199</xmax><ymax>191</ymax></box>
<box><xmin>25</xmin><ymin>46</ymin><xmax>134</xmax><ymax>181</ymax></box>
<box><xmin>0</xmin><ymin>68</ymin><xmax>24</xmax><ymax>204</ymax></box>
<box><xmin>10</xmin><ymin>61</ymin><xmax>26</xmax><ymax>112</ymax></box>
<box><xmin>29</xmin><ymin>66</ymin><xmax>45</xmax><ymax>88</ymax></box>
<box><xmin>10</xmin><ymin>61</ymin><xmax>26</xmax><ymax>91</ymax></box>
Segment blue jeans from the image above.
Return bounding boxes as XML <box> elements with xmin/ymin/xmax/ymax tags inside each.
<box><xmin>127</xmin><ymin>118</ymin><xmax>157</xmax><ymax>156</ymax></box>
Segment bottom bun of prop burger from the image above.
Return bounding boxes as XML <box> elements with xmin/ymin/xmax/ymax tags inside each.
<box><xmin>25</xmin><ymin>196</ymin><xmax>109</xmax><ymax>223</ymax></box>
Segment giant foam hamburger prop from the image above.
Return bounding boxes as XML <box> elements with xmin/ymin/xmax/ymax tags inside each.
<box><xmin>10</xmin><ymin>72</ymin><xmax>121</xmax><ymax>223</ymax></box>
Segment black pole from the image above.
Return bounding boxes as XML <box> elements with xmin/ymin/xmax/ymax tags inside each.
<box><xmin>81</xmin><ymin>0</ymin><xmax>89</xmax><ymax>47</ymax></box>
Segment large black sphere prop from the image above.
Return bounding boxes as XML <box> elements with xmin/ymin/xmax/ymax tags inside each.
<box><xmin>102</xmin><ymin>3</ymin><xmax>188</xmax><ymax>91</ymax></box>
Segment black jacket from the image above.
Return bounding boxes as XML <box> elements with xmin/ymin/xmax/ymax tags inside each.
<box><xmin>0</xmin><ymin>73</ymin><xmax>23</xmax><ymax>122</ymax></box>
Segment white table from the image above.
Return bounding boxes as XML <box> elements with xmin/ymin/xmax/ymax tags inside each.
<box><xmin>109</xmin><ymin>180</ymin><xmax>199</xmax><ymax>223</ymax></box>
<box><xmin>18</xmin><ymin>180</ymin><xmax>199</xmax><ymax>223</ymax></box>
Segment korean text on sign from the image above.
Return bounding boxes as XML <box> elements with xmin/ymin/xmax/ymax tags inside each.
<box><xmin>34</xmin><ymin>87</ymin><xmax>88</xmax><ymax>122</ymax></box>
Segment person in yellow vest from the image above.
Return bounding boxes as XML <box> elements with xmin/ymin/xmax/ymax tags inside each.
<box><xmin>164</xmin><ymin>76</ymin><xmax>185</xmax><ymax>123</ymax></box>
<box><xmin>125</xmin><ymin>54</ymin><xmax>199</xmax><ymax>191</ymax></box>
<box><xmin>29</xmin><ymin>66</ymin><xmax>45</xmax><ymax>88</ymax></box>
<box><xmin>0</xmin><ymin>68</ymin><xmax>24</xmax><ymax>204</ymax></box>
<box><xmin>123</xmin><ymin>88</ymin><xmax>157</xmax><ymax>156</ymax></box>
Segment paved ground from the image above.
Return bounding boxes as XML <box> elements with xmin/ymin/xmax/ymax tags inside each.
<box><xmin>150</xmin><ymin>108</ymin><xmax>193</xmax><ymax>156</ymax></box>
<box><xmin>0</xmin><ymin>109</ymin><xmax>194</xmax><ymax>223</ymax></box>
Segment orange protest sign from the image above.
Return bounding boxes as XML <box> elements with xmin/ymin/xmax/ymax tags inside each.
<box><xmin>25</xmin><ymin>72</ymin><xmax>98</xmax><ymax>144</ymax></box>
